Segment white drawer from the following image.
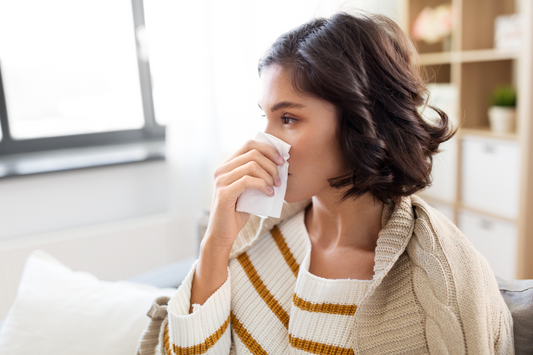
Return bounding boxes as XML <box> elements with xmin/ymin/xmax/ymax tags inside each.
<box><xmin>458</xmin><ymin>210</ymin><xmax>517</xmax><ymax>279</ymax></box>
<box><xmin>461</xmin><ymin>136</ymin><xmax>520</xmax><ymax>219</ymax></box>
<box><xmin>424</xmin><ymin>138</ymin><xmax>457</xmax><ymax>202</ymax></box>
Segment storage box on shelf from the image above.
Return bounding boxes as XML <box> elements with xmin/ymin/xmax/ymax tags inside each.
<box><xmin>461</xmin><ymin>135</ymin><xmax>520</xmax><ymax>220</ymax></box>
<box><xmin>458</xmin><ymin>209</ymin><xmax>518</xmax><ymax>280</ymax></box>
<box><xmin>403</xmin><ymin>0</ymin><xmax>533</xmax><ymax>278</ymax></box>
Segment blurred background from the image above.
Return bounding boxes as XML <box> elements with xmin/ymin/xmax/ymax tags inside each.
<box><xmin>0</xmin><ymin>0</ymin><xmax>532</xmax><ymax>322</ymax></box>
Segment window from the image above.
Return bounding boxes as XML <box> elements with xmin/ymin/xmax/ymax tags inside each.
<box><xmin>0</xmin><ymin>0</ymin><xmax>163</xmax><ymax>161</ymax></box>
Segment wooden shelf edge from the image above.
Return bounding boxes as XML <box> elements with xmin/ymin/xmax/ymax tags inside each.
<box><xmin>416</xmin><ymin>193</ymin><xmax>518</xmax><ymax>224</ymax></box>
<box><xmin>457</xmin><ymin>203</ymin><xmax>518</xmax><ymax>224</ymax></box>
<box><xmin>416</xmin><ymin>193</ymin><xmax>455</xmax><ymax>208</ymax></box>
<box><xmin>419</xmin><ymin>49</ymin><xmax>519</xmax><ymax>65</ymax></box>
<box><xmin>459</xmin><ymin>127</ymin><xmax>518</xmax><ymax>141</ymax></box>
<box><xmin>460</xmin><ymin>49</ymin><xmax>519</xmax><ymax>63</ymax></box>
<box><xmin>419</xmin><ymin>52</ymin><xmax>453</xmax><ymax>65</ymax></box>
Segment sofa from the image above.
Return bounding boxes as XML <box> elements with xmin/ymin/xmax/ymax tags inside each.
<box><xmin>0</xmin><ymin>210</ymin><xmax>531</xmax><ymax>354</ymax></box>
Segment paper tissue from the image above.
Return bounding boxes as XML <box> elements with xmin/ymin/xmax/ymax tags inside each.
<box><xmin>235</xmin><ymin>132</ymin><xmax>291</xmax><ymax>218</ymax></box>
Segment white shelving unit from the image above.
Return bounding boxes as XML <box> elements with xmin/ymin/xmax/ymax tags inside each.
<box><xmin>400</xmin><ymin>0</ymin><xmax>533</xmax><ymax>279</ymax></box>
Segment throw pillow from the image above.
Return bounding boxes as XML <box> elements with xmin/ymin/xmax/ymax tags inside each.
<box><xmin>0</xmin><ymin>250</ymin><xmax>177</xmax><ymax>355</ymax></box>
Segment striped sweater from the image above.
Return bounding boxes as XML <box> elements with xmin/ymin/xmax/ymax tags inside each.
<box><xmin>151</xmin><ymin>195</ymin><xmax>514</xmax><ymax>354</ymax></box>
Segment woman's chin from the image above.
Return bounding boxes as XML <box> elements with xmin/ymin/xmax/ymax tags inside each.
<box><xmin>283</xmin><ymin>190</ymin><xmax>311</xmax><ymax>204</ymax></box>
<box><xmin>284</xmin><ymin>196</ymin><xmax>296</xmax><ymax>204</ymax></box>
<box><xmin>283</xmin><ymin>190</ymin><xmax>295</xmax><ymax>204</ymax></box>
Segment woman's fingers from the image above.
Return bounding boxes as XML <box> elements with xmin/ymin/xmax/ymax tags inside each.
<box><xmin>222</xmin><ymin>140</ymin><xmax>284</xmax><ymax>168</ymax></box>
<box><xmin>216</xmin><ymin>160</ymin><xmax>275</xmax><ymax>194</ymax></box>
<box><xmin>216</xmin><ymin>149</ymin><xmax>281</xmax><ymax>187</ymax></box>
<box><xmin>219</xmin><ymin>174</ymin><xmax>274</xmax><ymax>203</ymax></box>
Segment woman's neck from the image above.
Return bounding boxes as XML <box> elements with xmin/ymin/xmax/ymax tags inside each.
<box><xmin>304</xmin><ymin>189</ymin><xmax>384</xmax><ymax>252</ymax></box>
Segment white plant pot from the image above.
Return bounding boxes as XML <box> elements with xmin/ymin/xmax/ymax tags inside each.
<box><xmin>488</xmin><ymin>106</ymin><xmax>516</xmax><ymax>134</ymax></box>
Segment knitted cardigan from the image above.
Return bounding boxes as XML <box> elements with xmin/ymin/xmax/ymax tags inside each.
<box><xmin>138</xmin><ymin>195</ymin><xmax>514</xmax><ymax>354</ymax></box>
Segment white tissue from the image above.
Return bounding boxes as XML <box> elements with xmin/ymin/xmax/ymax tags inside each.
<box><xmin>235</xmin><ymin>132</ymin><xmax>291</xmax><ymax>218</ymax></box>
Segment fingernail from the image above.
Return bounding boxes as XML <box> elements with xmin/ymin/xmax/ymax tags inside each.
<box><xmin>276</xmin><ymin>155</ymin><xmax>284</xmax><ymax>164</ymax></box>
<box><xmin>276</xmin><ymin>177</ymin><xmax>281</xmax><ymax>186</ymax></box>
<box><xmin>268</xmin><ymin>186</ymin><xmax>274</xmax><ymax>195</ymax></box>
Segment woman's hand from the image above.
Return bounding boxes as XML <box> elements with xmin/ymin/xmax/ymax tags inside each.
<box><xmin>190</xmin><ymin>139</ymin><xmax>285</xmax><ymax>311</ymax></box>
<box><xmin>204</xmin><ymin>139</ymin><xmax>285</xmax><ymax>250</ymax></box>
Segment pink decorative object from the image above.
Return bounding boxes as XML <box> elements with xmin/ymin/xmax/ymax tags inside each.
<box><xmin>412</xmin><ymin>4</ymin><xmax>454</xmax><ymax>45</ymax></box>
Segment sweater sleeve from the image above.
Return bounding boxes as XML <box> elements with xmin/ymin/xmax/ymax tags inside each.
<box><xmin>494</xmin><ymin>302</ymin><xmax>514</xmax><ymax>355</ymax></box>
<box><xmin>165</xmin><ymin>260</ymin><xmax>232</xmax><ymax>355</ymax></box>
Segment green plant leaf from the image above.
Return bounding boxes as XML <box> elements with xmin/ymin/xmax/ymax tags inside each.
<box><xmin>490</xmin><ymin>86</ymin><xmax>517</xmax><ymax>107</ymax></box>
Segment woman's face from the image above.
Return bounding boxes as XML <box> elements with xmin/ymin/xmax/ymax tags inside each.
<box><xmin>258</xmin><ymin>64</ymin><xmax>349</xmax><ymax>203</ymax></box>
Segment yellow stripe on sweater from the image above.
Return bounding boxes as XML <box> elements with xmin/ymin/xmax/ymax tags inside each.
<box><xmin>170</xmin><ymin>314</ymin><xmax>230</xmax><ymax>355</ymax></box>
<box><xmin>231</xmin><ymin>311</ymin><xmax>268</xmax><ymax>355</ymax></box>
<box><xmin>288</xmin><ymin>334</ymin><xmax>355</xmax><ymax>355</ymax></box>
<box><xmin>237</xmin><ymin>252</ymin><xmax>290</xmax><ymax>329</ymax></box>
<box><xmin>270</xmin><ymin>225</ymin><xmax>300</xmax><ymax>277</ymax></box>
<box><xmin>164</xmin><ymin>323</ymin><xmax>172</xmax><ymax>355</ymax></box>
<box><xmin>292</xmin><ymin>293</ymin><xmax>358</xmax><ymax>316</ymax></box>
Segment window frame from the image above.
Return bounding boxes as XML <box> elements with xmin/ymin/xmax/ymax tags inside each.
<box><xmin>0</xmin><ymin>0</ymin><xmax>164</xmax><ymax>157</ymax></box>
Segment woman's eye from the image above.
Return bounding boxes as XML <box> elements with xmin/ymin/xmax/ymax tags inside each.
<box><xmin>281</xmin><ymin>116</ymin><xmax>297</xmax><ymax>125</ymax></box>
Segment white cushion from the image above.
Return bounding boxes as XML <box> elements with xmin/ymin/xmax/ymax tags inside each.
<box><xmin>0</xmin><ymin>250</ymin><xmax>177</xmax><ymax>355</ymax></box>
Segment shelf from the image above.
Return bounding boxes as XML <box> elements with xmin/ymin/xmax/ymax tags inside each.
<box><xmin>419</xmin><ymin>52</ymin><xmax>452</xmax><ymax>65</ymax></box>
<box><xmin>460</xmin><ymin>49</ymin><xmax>519</xmax><ymax>63</ymax></box>
<box><xmin>406</xmin><ymin>0</ymin><xmax>533</xmax><ymax>278</ymax></box>
<box><xmin>418</xmin><ymin>193</ymin><xmax>517</xmax><ymax>224</ymax></box>
<box><xmin>457</xmin><ymin>202</ymin><xmax>517</xmax><ymax>224</ymax></box>
<box><xmin>419</xmin><ymin>49</ymin><xmax>519</xmax><ymax>65</ymax></box>
<box><xmin>417</xmin><ymin>193</ymin><xmax>455</xmax><ymax>209</ymax></box>
<box><xmin>459</xmin><ymin>127</ymin><xmax>518</xmax><ymax>141</ymax></box>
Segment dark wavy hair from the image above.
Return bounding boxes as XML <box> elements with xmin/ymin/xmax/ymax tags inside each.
<box><xmin>258</xmin><ymin>12</ymin><xmax>456</xmax><ymax>206</ymax></box>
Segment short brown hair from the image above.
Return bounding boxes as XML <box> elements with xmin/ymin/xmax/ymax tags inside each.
<box><xmin>258</xmin><ymin>12</ymin><xmax>456</xmax><ymax>205</ymax></box>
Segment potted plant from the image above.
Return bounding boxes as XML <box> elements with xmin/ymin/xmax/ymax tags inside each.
<box><xmin>488</xmin><ymin>86</ymin><xmax>517</xmax><ymax>133</ymax></box>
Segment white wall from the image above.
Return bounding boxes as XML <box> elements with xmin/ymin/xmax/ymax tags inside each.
<box><xmin>0</xmin><ymin>161</ymin><xmax>169</xmax><ymax>240</ymax></box>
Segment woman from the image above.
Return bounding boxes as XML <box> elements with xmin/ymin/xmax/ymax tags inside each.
<box><xmin>138</xmin><ymin>11</ymin><xmax>514</xmax><ymax>355</ymax></box>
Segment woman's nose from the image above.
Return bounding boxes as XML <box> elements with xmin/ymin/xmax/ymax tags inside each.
<box><xmin>264</xmin><ymin>119</ymin><xmax>286</xmax><ymax>142</ymax></box>
<box><xmin>264</xmin><ymin>123</ymin><xmax>277</xmax><ymax>138</ymax></box>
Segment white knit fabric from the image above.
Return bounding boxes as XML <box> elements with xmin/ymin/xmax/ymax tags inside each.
<box><xmin>167</xmin><ymin>260</ymin><xmax>232</xmax><ymax>353</ymax></box>
<box><xmin>290</xmin><ymin>251</ymin><xmax>372</xmax><ymax>352</ymax></box>
<box><xmin>160</xmin><ymin>195</ymin><xmax>514</xmax><ymax>355</ymax></box>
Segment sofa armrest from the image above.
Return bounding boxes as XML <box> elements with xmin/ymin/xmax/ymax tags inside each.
<box><xmin>125</xmin><ymin>257</ymin><xmax>195</xmax><ymax>289</ymax></box>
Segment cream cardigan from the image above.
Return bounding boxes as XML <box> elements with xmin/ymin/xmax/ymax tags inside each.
<box><xmin>144</xmin><ymin>195</ymin><xmax>514</xmax><ymax>354</ymax></box>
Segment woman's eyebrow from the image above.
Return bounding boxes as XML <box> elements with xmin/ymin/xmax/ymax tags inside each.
<box><xmin>257</xmin><ymin>101</ymin><xmax>305</xmax><ymax>112</ymax></box>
